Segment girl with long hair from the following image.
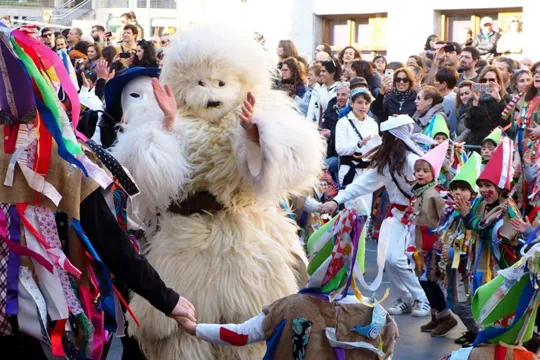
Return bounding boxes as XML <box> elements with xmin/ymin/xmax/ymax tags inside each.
<box><xmin>321</xmin><ymin>114</ymin><xmax>434</xmax><ymax>318</ymax></box>
<box><xmin>130</xmin><ymin>39</ymin><xmax>159</xmax><ymax>68</ymax></box>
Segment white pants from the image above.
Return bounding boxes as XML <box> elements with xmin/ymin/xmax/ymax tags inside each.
<box><xmin>339</xmin><ymin>166</ymin><xmax>373</xmax><ymax>211</ymax></box>
<box><xmin>380</xmin><ymin>207</ymin><xmax>427</xmax><ymax>302</ymax></box>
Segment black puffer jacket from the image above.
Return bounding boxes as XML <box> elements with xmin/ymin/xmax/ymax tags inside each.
<box><xmin>370</xmin><ymin>90</ymin><xmax>417</xmax><ymax>122</ymax></box>
<box><xmin>322</xmin><ymin>97</ymin><xmax>340</xmax><ymax>158</ymax></box>
<box><xmin>462</xmin><ymin>95</ymin><xmax>509</xmax><ymax>145</ymax></box>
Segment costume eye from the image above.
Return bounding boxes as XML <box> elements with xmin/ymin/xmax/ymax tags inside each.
<box><xmin>130</xmin><ymin>93</ymin><xmax>140</xmax><ymax>98</ymax></box>
<box><xmin>198</xmin><ymin>81</ymin><xmax>204</xmax><ymax>86</ymax></box>
<box><xmin>219</xmin><ymin>80</ymin><xmax>225</xmax><ymax>87</ymax></box>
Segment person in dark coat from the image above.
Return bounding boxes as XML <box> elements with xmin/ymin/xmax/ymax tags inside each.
<box><xmin>322</xmin><ymin>83</ymin><xmax>350</xmax><ymax>176</ymax></box>
<box><xmin>371</xmin><ymin>67</ymin><xmax>417</xmax><ymax>122</ymax></box>
<box><xmin>461</xmin><ymin>66</ymin><xmax>511</xmax><ymax>145</ymax></box>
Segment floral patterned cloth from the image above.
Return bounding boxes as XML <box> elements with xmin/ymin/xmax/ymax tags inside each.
<box><xmin>35</xmin><ymin>206</ymin><xmax>83</xmax><ymax>315</ymax></box>
<box><xmin>292</xmin><ymin>318</ymin><xmax>312</xmax><ymax>360</ymax></box>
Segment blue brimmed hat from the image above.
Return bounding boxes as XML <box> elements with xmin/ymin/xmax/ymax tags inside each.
<box><xmin>104</xmin><ymin>67</ymin><xmax>160</xmax><ymax>119</ymax></box>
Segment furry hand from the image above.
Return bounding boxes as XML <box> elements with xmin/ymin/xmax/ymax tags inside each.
<box><xmin>152</xmin><ymin>78</ymin><xmax>177</xmax><ymax>131</ymax></box>
<box><xmin>168</xmin><ymin>296</ymin><xmax>197</xmax><ymax>323</ymax></box>
<box><xmin>240</xmin><ymin>92</ymin><xmax>259</xmax><ymax>143</ymax></box>
<box><xmin>176</xmin><ymin>316</ymin><xmax>197</xmax><ymax>336</ymax></box>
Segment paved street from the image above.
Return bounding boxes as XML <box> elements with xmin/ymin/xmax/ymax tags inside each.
<box><xmin>363</xmin><ymin>240</ymin><xmax>465</xmax><ymax>360</ymax></box>
<box><xmin>107</xmin><ymin>240</ymin><xmax>465</xmax><ymax>360</ymax></box>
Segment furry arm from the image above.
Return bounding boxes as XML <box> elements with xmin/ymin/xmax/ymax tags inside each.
<box><xmin>111</xmin><ymin>105</ymin><xmax>190</xmax><ymax>215</ymax></box>
<box><xmin>235</xmin><ymin>98</ymin><xmax>326</xmax><ymax>199</ymax></box>
<box><xmin>196</xmin><ymin>313</ymin><xmax>266</xmax><ymax>346</ymax></box>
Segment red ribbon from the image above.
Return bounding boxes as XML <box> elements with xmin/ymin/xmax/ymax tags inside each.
<box><xmin>3</xmin><ymin>124</ymin><xmax>19</xmax><ymax>154</ymax></box>
<box><xmin>50</xmin><ymin>318</ymin><xmax>67</xmax><ymax>356</ymax></box>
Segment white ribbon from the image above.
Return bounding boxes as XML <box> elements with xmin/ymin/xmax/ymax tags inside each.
<box><xmin>18</xmin><ymin>267</ymin><xmax>49</xmax><ymax>342</ymax></box>
<box><xmin>23</xmin><ymin>208</ymin><xmax>68</xmax><ymax>321</ymax></box>
<box><xmin>325</xmin><ymin>327</ymin><xmax>386</xmax><ymax>358</ymax></box>
<box><xmin>75</xmin><ymin>153</ymin><xmax>113</xmax><ymax>190</ymax></box>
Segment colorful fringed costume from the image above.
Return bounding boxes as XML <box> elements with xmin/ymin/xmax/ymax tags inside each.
<box><xmin>0</xmin><ymin>23</ymin><xmax>180</xmax><ymax>359</ymax></box>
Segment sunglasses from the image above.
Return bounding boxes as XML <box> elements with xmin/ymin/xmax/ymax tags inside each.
<box><xmin>395</xmin><ymin>77</ymin><xmax>410</xmax><ymax>83</ymax></box>
<box><xmin>42</xmin><ymin>33</ymin><xmax>53</xmax><ymax>38</ymax></box>
<box><xmin>479</xmin><ymin>78</ymin><xmax>497</xmax><ymax>83</ymax></box>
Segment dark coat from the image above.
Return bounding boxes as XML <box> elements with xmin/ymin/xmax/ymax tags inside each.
<box><xmin>462</xmin><ymin>95</ymin><xmax>510</xmax><ymax>145</ymax></box>
<box><xmin>322</xmin><ymin>97</ymin><xmax>340</xmax><ymax>158</ymax></box>
<box><xmin>370</xmin><ymin>90</ymin><xmax>417</xmax><ymax>121</ymax></box>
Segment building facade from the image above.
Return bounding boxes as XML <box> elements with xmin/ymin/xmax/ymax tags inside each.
<box><xmin>291</xmin><ymin>0</ymin><xmax>540</xmax><ymax>61</ymax></box>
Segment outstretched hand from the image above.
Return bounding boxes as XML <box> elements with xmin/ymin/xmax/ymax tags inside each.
<box><xmin>152</xmin><ymin>78</ymin><xmax>177</xmax><ymax>131</ymax></box>
<box><xmin>176</xmin><ymin>316</ymin><xmax>197</xmax><ymax>336</ymax></box>
<box><xmin>240</xmin><ymin>92</ymin><xmax>259</xmax><ymax>143</ymax></box>
<box><xmin>320</xmin><ymin>201</ymin><xmax>338</xmax><ymax>215</ymax></box>
<box><xmin>168</xmin><ymin>296</ymin><xmax>196</xmax><ymax>323</ymax></box>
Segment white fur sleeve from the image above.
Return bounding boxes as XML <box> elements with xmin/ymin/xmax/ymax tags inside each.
<box><xmin>110</xmin><ymin>105</ymin><xmax>190</xmax><ymax>214</ymax></box>
<box><xmin>235</xmin><ymin>98</ymin><xmax>326</xmax><ymax>199</ymax></box>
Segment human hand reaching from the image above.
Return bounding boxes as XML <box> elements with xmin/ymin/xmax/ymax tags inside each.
<box><xmin>240</xmin><ymin>92</ymin><xmax>259</xmax><ymax>143</ymax></box>
<box><xmin>152</xmin><ymin>78</ymin><xmax>177</xmax><ymax>131</ymax></box>
<box><xmin>510</xmin><ymin>217</ymin><xmax>531</xmax><ymax>233</ymax></box>
<box><xmin>168</xmin><ymin>296</ymin><xmax>196</xmax><ymax>323</ymax></box>
<box><xmin>320</xmin><ymin>200</ymin><xmax>338</xmax><ymax>215</ymax></box>
<box><xmin>176</xmin><ymin>316</ymin><xmax>197</xmax><ymax>336</ymax></box>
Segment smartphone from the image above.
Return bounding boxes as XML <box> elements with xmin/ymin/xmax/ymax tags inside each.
<box><xmin>384</xmin><ymin>69</ymin><xmax>394</xmax><ymax>77</ymax></box>
<box><xmin>119</xmin><ymin>52</ymin><xmax>131</xmax><ymax>59</ymax></box>
<box><xmin>473</xmin><ymin>83</ymin><xmax>492</xmax><ymax>94</ymax></box>
<box><xmin>104</xmin><ymin>31</ymin><xmax>112</xmax><ymax>37</ymax></box>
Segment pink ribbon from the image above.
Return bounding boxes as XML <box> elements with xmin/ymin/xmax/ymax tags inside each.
<box><xmin>11</xmin><ymin>30</ymin><xmax>86</xmax><ymax>141</ymax></box>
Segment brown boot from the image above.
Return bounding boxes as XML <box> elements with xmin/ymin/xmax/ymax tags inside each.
<box><xmin>431</xmin><ymin>314</ymin><xmax>458</xmax><ymax>337</ymax></box>
<box><xmin>420</xmin><ymin>314</ymin><xmax>438</xmax><ymax>332</ymax></box>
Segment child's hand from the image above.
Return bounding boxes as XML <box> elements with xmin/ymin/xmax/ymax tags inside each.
<box><xmin>510</xmin><ymin>217</ymin><xmax>531</xmax><ymax>233</ymax></box>
<box><xmin>454</xmin><ymin>195</ymin><xmax>470</xmax><ymax>217</ymax></box>
<box><xmin>176</xmin><ymin>316</ymin><xmax>197</xmax><ymax>336</ymax></box>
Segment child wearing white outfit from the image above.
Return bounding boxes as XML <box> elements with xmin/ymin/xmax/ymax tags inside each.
<box><xmin>321</xmin><ymin>114</ymin><xmax>434</xmax><ymax>317</ymax></box>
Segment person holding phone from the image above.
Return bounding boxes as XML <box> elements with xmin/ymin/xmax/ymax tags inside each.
<box><xmin>114</xmin><ymin>24</ymin><xmax>138</xmax><ymax>68</ymax></box>
<box><xmin>461</xmin><ymin>66</ymin><xmax>510</xmax><ymax>145</ymax></box>
<box><xmin>371</xmin><ymin>67</ymin><xmax>418</xmax><ymax>122</ymax></box>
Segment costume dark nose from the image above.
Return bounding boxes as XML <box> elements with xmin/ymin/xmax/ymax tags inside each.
<box><xmin>206</xmin><ymin>101</ymin><xmax>221</xmax><ymax>108</ymax></box>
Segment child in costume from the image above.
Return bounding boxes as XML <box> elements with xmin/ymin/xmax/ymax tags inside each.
<box><xmin>402</xmin><ymin>141</ymin><xmax>459</xmax><ymax>336</ymax></box>
<box><xmin>445</xmin><ymin>241</ymin><xmax>540</xmax><ymax>360</ymax></box>
<box><xmin>177</xmin><ymin>205</ymin><xmax>399</xmax><ymax>360</ymax></box>
<box><xmin>437</xmin><ymin>153</ymin><xmax>483</xmax><ymax>347</ymax></box>
<box><xmin>479</xmin><ymin>127</ymin><xmax>502</xmax><ymax>172</ymax></box>
<box><xmin>321</xmin><ymin>114</ymin><xmax>435</xmax><ymax>318</ymax></box>
<box><xmin>455</xmin><ymin>137</ymin><xmax>520</xmax><ymax>295</ymax></box>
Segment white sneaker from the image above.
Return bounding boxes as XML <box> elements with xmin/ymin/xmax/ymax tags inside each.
<box><xmin>412</xmin><ymin>300</ymin><xmax>431</xmax><ymax>317</ymax></box>
<box><xmin>388</xmin><ymin>298</ymin><xmax>412</xmax><ymax>315</ymax></box>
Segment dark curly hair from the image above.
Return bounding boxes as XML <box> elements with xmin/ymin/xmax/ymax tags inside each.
<box><xmin>131</xmin><ymin>39</ymin><xmax>158</xmax><ymax>68</ymax></box>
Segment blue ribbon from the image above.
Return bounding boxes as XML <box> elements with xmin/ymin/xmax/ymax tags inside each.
<box><xmin>72</xmin><ymin>219</ymin><xmax>116</xmax><ymax>332</ymax></box>
<box><xmin>262</xmin><ymin>319</ymin><xmax>286</xmax><ymax>360</ymax></box>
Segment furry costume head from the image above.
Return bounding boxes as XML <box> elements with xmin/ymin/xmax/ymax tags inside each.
<box><xmin>160</xmin><ymin>25</ymin><xmax>275</xmax><ymax>123</ymax></box>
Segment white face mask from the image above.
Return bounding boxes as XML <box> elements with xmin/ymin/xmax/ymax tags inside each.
<box><xmin>121</xmin><ymin>76</ymin><xmax>158</xmax><ymax>112</ymax></box>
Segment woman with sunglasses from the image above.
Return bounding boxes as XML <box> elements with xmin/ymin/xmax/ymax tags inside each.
<box><xmin>461</xmin><ymin>65</ymin><xmax>510</xmax><ymax>145</ymax></box>
<box><xmin>130</xmin><ymin>39</ymin><xmax>159</xmax><ymax>68</ymax></box>
<box><xmin>371</xmin><ymin>67</ymin><xmax>417</xmax><ymax>122</ymax></box>
<box><xmin>306</xmin><ymin>59</ymin><xmax>342</xmax><ymax>125</ymax></box>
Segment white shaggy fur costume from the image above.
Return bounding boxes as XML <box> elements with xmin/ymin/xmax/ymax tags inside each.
<box><xmin>112</xmin><ymin>25</ymin><xmax>325</xmax><ymax>360</ymax></box>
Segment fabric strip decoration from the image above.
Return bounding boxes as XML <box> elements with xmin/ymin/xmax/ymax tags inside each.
<box><xmin>4</xmin><ymin>205</ymin><xmax>20</xmax><ymax>316</ymax></box>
